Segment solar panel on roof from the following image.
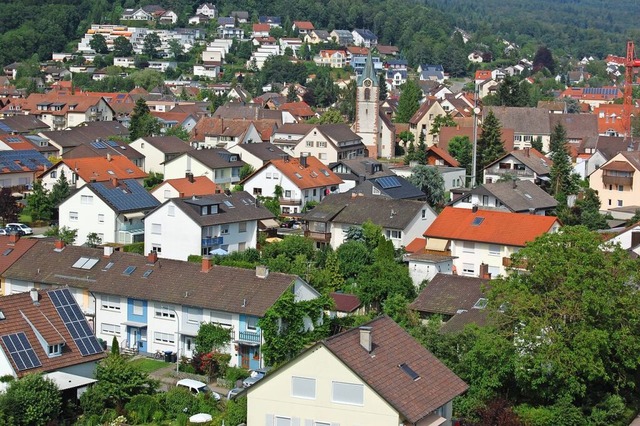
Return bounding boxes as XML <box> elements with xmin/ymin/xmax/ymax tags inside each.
<box><xmin>1</xmin><ymin>332</ymin><xmax>42</xmax><ymax>371</ymax></box>
<box><xmin>91</xmin><ymin>179</ymin><xmax>159</xmax><ymax>213</ymax></box>
<box><xmin>377</xmin><ymin>176</ymin><xmax>401</xmax><ymax>189</ymax></box>
<box><xmin>91</xmin><ymin>141</ymin><xmax>108</xmax><ymax>149</ymax></box>
<box><xmin>48</xmin><ymin>288</ymin><xmax>103</xmax><ymax>357</ymax></box>
<box><xmin>0</xmin><ymin>122</ymin><xmax>12</xmax><ymax>132</ymax></box>
<box><xmin>107</xmin><ymin>140</ymin><xmax>119</xmax><ymax>147</ymax></box>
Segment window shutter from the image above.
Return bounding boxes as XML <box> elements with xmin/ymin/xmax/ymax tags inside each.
<box><xmin>265</xmin><ymin>414</ymin><xmax>274</xmax><ymax>426</ymax></box>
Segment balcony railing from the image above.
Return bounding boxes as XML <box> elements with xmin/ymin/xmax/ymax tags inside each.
<box><xmin>279</xmin><ymin>197</ymin><xmax>302</xmax><ymax>206</ymax></box>
<box><xmin>202</xmin><ymin>236</ymin><xmax>223</xmax><ymax>247</ymax></box>
<box><xmin>602</xmin><ymin>175</ymin><xmax>633</xmax><ymax>187</ymax></box>
<box><xmin>305</xmin><ymin>230</ymin><xmax>331</xmax><ymax>242</ymax></box>
<box><xmin>238</xmin><ymin>330</ymin><xmax>261</xmax><ymax>344</ymax></box>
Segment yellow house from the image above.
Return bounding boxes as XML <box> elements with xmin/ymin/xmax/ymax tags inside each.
<box><xmin>589</xmin><ymin>151</ymin><xmax>640</xmax><ymax>217</ymax></box>
<box><xmin>246</xmin><ymin>316</ymin><xmax>467</xmax><ymax>426</ymax></box>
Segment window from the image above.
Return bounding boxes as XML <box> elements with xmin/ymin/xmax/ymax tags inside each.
<box><xmin>220</xmin><ymin>225</ymin><xmax>229</xmax><ymax>235</ymax></box>
<box><xmin>306</xmin><ymin>141</ymin><xmax>314</xmax><ymax>147</ymax></box>
<box><xmin>69</xmin><ymin>211</ymin><xmax>78</xmax><ymax>221</ymax></box>
<box><xmin>98</xmin><ymin>213</ymin><xmax>104</xmax><ymax>223</ymax></box>
<box><xmin>152</xmin><ymin>244</ymin><xmax>161</xmax><ymax>253</ymax></box>
<box><xmin>132</xmin><ymin>300</ymin><xmax>143</xmax><ymax>316</ymax></box>
<box><xmin>168</xmin><ymin>205</ymin><xmax>175</xmax><ymax>216</ymax></box>
<box><xmin>238</xmin><ymin>242</ymin><xmax>246</xmax><ymax>251</ymax></box>
<box><xmin>386</xmin><ymin>230</ymin><xmax>401</xmax><ymax>239</ymax></box>
<box><xmin>48</xmin><ymin>344</ymin><xmax>62</xmax><ymax>356</ymax></box>
<box><xmin>210</xmin><ymin>312</ymin><xmax>232</xmax><ymax>328</ymax></box>
<box><xmin>273</xmin><ymin>172</ymin><xmax>279</xmax><ymax>179</ymax></box>
<box><xmin>364</xmin><ymin>87</ymin><xmax>371</xmax><ymax>100</ymax></box>
<box><xmin>291</xmin><ymin>376</ymin><xmax>316</xmax><ymax>399</ymax></box>
<box><xmin>422</xmin><ymin>209</ymin><xmax>427</xmax><ymax>219</ymax></box>
<box><xmin>151</xmin><ymin>223</ymin><xmax>161</xmax><ymax>235</ymax></box>
<box><xmin>50</xmin><ymin>170</ymin><xmax>57</xmax><ymax>179</ymax></box>
<box><xmin>101</xmin><ymin>323</ymin><xmax>120</xmax><ymax>336</ymax></box>
<box><xmin>608</xmin><ymin>199</ymin><xmax>612</xmax><ymax>206</ymax></box>
<box><xmin>186</xmin><ymin>307</ymin><xmax>202</xmax><ymax>324</ymax></box>
<box><xmin>316</xmin><ymin>141</ymin><xmax>327</xmax><ymax>148</ymax></box>
<box><xmin>489</xmin><ymin>244</ymin><xmax>501</xmax><ymax>256</ymax></box>
<box><xmin>154</xmin><ymin>332</ymin><xmax>175</xmax><ymax>344</ymax></box>
<box><xmin>163</xmin><ymin>189</ymin><xmax>171</xmax><ymax>199</ymax></box>
<box><xmin>284</xmin><ymin>190</ymin><xmax>292</xmax><ymax>198</ymax></box>
<box><xmin>332</xmin><ymin>381</ymin><xmax>364</xmax><ymax>405</ymax></box>
<box><xmin>618</xmin><ymin>200</ymin><xmax>623</xmax><ymax>207</ymax></box>
<box><xmin>274</xmin><ymin>417</ymin><xmax>291</xmax><ymax>426</ymax></box>
<box><xmin>101</xmin><ymin>295</ymin><xmax>120</xmax><ymax>311</ymax></box>
<box><xmin>253</xmin><ymin>188</ymin><xmax>262</xmax><ymax>196</ymax></box>
<box><xmin>313</xmin><ymin>189</ymin><xmax>317</xmax><ymax>197</ymax></box>
<box><xmin>238</xmin><ymin>221</ymin><xmax>247</xmax><ymax>233</ymax></box>
<box><xmin>618</xmin><ymin>185</ymin><xmax>624</xmax><ymax>191</ymax></box>
<box><xmin>155</xmin><ymin>304</ymin><xmax>176</xmax><ymax>319</ymax></box>
<box><xmin>462</xmin><ymin>241</ymin><xmax>475</xmax><ymax>253</ymax></box>
<box><xmin>462</xmin><ymin>263</ymin><xmax>474</xmax><ymax>275</ymax></box>
<box><xmin>319</xmin><ymin>153</ymin><xmax>327</xmax><ymax>160</ymax></box>
<box><xmin>81</xmin><ymin>195</ymin><xmax>93</xmax><ymax>205</ymax></box>
<box><xmin>266</xmin><ymin>172</ymin><xmax>272</xmax><ymax>179</ymax></box>
<box><xmin>246</xmin><ymin>316</ymin><xmax>258</xmax><ymax>330</ymax></box>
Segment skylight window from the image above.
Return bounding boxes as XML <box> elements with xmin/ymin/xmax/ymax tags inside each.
<box><xmin>72</xmin><ymin>257</ymin><xmax>99</xmax><ymax>270</ymax></box>
<box><xmin>399</xmin><ymin>363</ymin><xmax>420</xmax><ymax>381</ymax></box>
<box><xmin>2</xmin><ymin>248</ymin><xmax>13</xmax><ymax>256</ymax></box>
<box><xmin>123</xmin><ymin>266</ymin><xmax>136</xmax><ymax>276</ymax></box>
<box><xmin>107</xmin><ymin>170</ymin><xmax>115</xmax><ymax>175</ymax></box>
<box><xmin>223</xmin><ymin>200</ymin><xmax>234</xmax><ymax>208</ymax></box>
<box><xmin>473</xmin><ymin>298</ymin><xmax>488</xmax><ymax>309</ymax></box>
<box><xmin>471</xmin><ymin>217</ymin><xmax>485</xmax><ymax>226</ymax></box>
<box><xmin>103</xmin><ymin>262</ymin><xmax>114</xmax><ymax>271</ymax></box>
<box><xmin>142</xmin><ymin>269</ymin><xmax>153</xmax><ymax>278</ymax></box>
<box><xmin>320</xmin><ymin>169</ymin><xmax>330</xmax><ymax>177</ymax></box>
<box><xmin>294</xmin><ymin>172</ymin><xmax>303</xmax><ymax>179</ymax></box>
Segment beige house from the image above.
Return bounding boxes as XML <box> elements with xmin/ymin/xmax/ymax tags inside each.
<box><xmin>408</xmin><ymin>98</ymin><xmax>447</xmax><ymax>145</ymax></box>
<box><xmin>294</xmin><ymin>124</ymin><xmax>366</xmax><ymax>165</ymax></box>
<box><xmin>246</xmin><ymin>316</ymin><xmax>467</xmax><ymax>426</ymax></box>
<box><xmin>589</xmin><ymin>151</ymin><xmax>640</xmax><ymax>217</ymax></box>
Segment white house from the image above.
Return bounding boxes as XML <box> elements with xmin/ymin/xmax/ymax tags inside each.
<box><xmin>227</xmin><ymin>142</ymin><xmax>287</xmax><ymax>171</ymax></box>
<box><xmin>151</xmin><ymin>175</ymin><xmax>218</xmax><ymax>202</ymax></box>
<box><xmin>129</xmin><ymin>136</ymin><xmax>193</xmax><ymax>174</ymax></box>
<box><xmin>163</xmin><ymin>149</ymin><xmax>246</xmax><ymax>190</ymax></box>
<box><xmin>242</xmin><ymin>155</ymin><xmax>343</xmax><ymax>215</ymax></box>
<box><xmin>196</xmin><ymin>3</ymin><xmax>217</xmax><ymax>17</ymax></box>
<box><xmin>294</xmin><ymin>124</ymin><xmax>366</xmax><ymax>165</ymax></box>
<box><xmin>59</xmin><ymin>179</ymin><xmax>160</xmax><ymax>246</ymax></box>
<box><xmin>144</xmin><ymin>191</ymin><xmax>274</xmax><ymax>260</ymax></box>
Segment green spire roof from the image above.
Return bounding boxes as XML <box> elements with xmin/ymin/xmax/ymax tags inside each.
<box><xmin>358</xmin><ymin>52</ymin><xmax>378</xmax><ymax>87</ymax></box>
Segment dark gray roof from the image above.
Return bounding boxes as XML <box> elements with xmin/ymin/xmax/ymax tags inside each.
<box><xmin>329</xmin><ymin>158</ymin><xmax>394</xmax><ymax>180</ymax></box>
<box><xmin>213</xmin><ymin>104</ymin><xmax>283</xmax><ymax>124</ymax></box>
<box><xmin>0</xmin><ymin>116</ymin><xmax>49</xmax><ymax>133</ymax></box>
<box><xmin>179</xmin><ymin>148</ymin><xmax>246</xmax><ymax>170</ymax></box>
<box><xmin>465</xmin><ymin>180</ymin><xmax>557</xmax><ymax>212</ymax></box>
<box><xmin>593</xmin><ymin>136</ymin><xmax>640</xmax><ymax>160</ymax></box>
<box><xmin>88</xmin><ymin>179</ymin><xmax>160</xmax><ymax>213</ymax></box>
<box><xmin>167</xmin><ymin>191</ymin><xmax>274</xmax><ymax>226</ymax></box>
<box><xmin>549</xmin><ymin>114</ymin><xmax>598</xmax><ymax>143</ymax></box>
<box><xmin>302</xmin><ymin>193</ymin><xmax>431</xmax><ymax>229</ymax></box>
<box><xmin>409</xmin><ymin>273</ymin><xmax>490</xmax><ymax>316</ymax></box>
<box><xmin>350</xmin><ymin>176</ymin><xmax>425</xmax><ymax>200</ymax></box>
<box><xmin>41</xmin><ymin>122</ymin><xmax>129</xmax><ymax>148</ymax></box>
<box><xmin>486</xmin><ymin>106</ymin><xmax>551</xmax><ymax>135</ymax></box>
<box><xmin>2</xmin><ymin>241</ymin><xmax>304</xmax><ymax>317</ymax></box>
<box><xmin>235</xmin><ymin>142</ymin><xmax>285</xmax><ymax>162</ymax></box>
<box><xmin>140</xmin><ymin>136</ymin><xmax>194</xmax><ymax>155</ymax></box>
<box><xmin>315</xmin><ymin>124</ymin><xmax>362</xmax><ymax>144</ymax></box>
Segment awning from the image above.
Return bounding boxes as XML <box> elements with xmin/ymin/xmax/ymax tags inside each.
<box><xmin>123</xmin><ymin>212</ymin><xmax>146</xmax><ymax>220</ymax></box>
<box><xmin>121</xmin><ymin>321</ymin><xmax>148</xmax><ymax>328</ymax></box>
<box><xmin>425</xmin><ymin>238</ymin><xmax>448</xmax><ymax>251</ymax></box>
<box><xmin>419</xmin><ymin>413</ymin><xmax>447</xmax><ymax>426</ymax></box>
<box><xmin>44</xmin><ymin>371</ymin><xmax>97</xmax><ymax>391</ymax></box>
<box><xmin>259</xmin><ymin>218</ymin><xmax>279</xmax><ymax>229</ymax></box>
<box><xmin>537</xmin><ymin>175</ymin><xmax>550</xmax><ymax>181</ymax></box>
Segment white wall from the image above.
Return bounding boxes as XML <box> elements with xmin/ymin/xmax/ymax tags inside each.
<box><xmin>407</xmin><ymin>258</ymin><xmax>454</xmax><ymax>287</ymax></box>
<box><xmin>144</xmin><ymin>202</ymin><xmax>201</xmax><ymax>260</ymax></box>
<box><xmin>129</xmin><ymin>138</ymin><xmax>163</xmax><ymax>174</ymax></box>
<box><xmin>59</xmin><ymin>186</ymin><xmax>117</xmax><ymax>246</ymax></box>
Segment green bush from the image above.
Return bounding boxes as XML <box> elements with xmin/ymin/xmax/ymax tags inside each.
<box><xmin>225</xmin><ymin>366</ymin><xmax>250</xmax><ymax>387</ymax></box>
<box><xmin>123</xmin><ymin>242</ymin><xmax>144</xmax><ymax>254</ymax></box>
<box><xmin>125</xmin><ymin>394</ymin><xmax>160</xmax><ymax>424</ymax></box>
<box><xmin>161</xmin><ymin>387</ymin><xmax>199</xmax><ymax>419</ymax></box>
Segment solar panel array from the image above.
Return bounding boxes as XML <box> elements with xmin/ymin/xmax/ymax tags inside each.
<box><xmin>377</xmin><ymin>176</ymin><xmax>401</xmax><ymax>189</ymax></box>
<box><xmin>0</xmin><ymin>150</ymin><xmax>52</xmax><ymax>172</ymax></box>
<box><xmin>90</xmin><ymin>179</ymin><xmax>160</xmax><ymax>212</ymax></box>
<box><xmin>583</xmin><ymin>87</ymin><xmax>619</xmax><ymax>96</ymax></box>
<box><xmin>48</xmin><ymin>288</ymin><xmax>103</xmax><ymax>357</ymax></box>
<box><xmin>0</xmin><ymin>122</ymin><xmax>12</xmax><ymax>133</ymax></box>
<box><xmin>1</xmin><ymin>332</ymin><xmax>42</xmax><ymax>371</ymax></box>
<box><xmin>91</xmin><ymin>140</ymin><xmax>108</xmax><ymax>149</ymax></box>
<box><xmin>107</xmin><ymin>140</ymin><xmax>119</xmax><ymax>147</ymax></box>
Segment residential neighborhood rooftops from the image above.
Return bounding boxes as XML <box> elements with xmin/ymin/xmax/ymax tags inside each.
<box><xmin>0</xmin><ymin>149</ymin><xmax>51</xmax><ymax>174</ymax></box>
<box><xmin>485</xmin><ymin>106</ymin><xmax>551</xmax><ymax>135</ymax></box>
<box><xmin>409</xmin><ymin>273</ymin><xmax>490</xmax><ymax>316</ymax></box>
<box><xmin>52</xmin><ymin>155</ymin><xmax>146</xmax><ymax>182</ymax></box>
<box><xmin>156</xmin><ymin>176</ymin><xmax>217</xmax><ymax>198</ymax></box>
<box><xmin>137</xmin><ymin>136</ymin><xmax>193</xmax><ymax>155</ymax></box>
<box><xmin>0</xmin><ymin>116</ymin><xmax>49</xmax><ymax>134</ymax></box>
<box><xmin>462</xmin><ymin>180</ymin><xmax>558</xmax><ymax>213</ymax></box>
<box><xmin>323</xmin><ymin>316</ymin><xmax>468</xmax><ymax>423</ymax></box>
<box><xmin>88</xmin><ymin>179</ymin><xmax>160</xmax><ymax>213</ymax></box>
<box><xmin>263</xmin><ymin>156</ymin><xmax>343</xmax><ymax>190</ymax></box>
<box><xmin>234</xmin><ymin>142</ymin><xmax>285</xmax><ymax>161</ymax></box>
<box><xmin>41</xmin><ymin>121</ymin><xmax>129</xmax><ymax>148</ymax></box>
<box><xmin>329</xmin><ymin>292</ymin><xmax>362</xmax><ymax>313</ymax></box>
<box><xmin>485</xmin><ymin>147</ymin><xmax>552</xmax><ymax>176</ymax></box>
<box><xmin>424</xmin><ymin>207</ymin><xmax>560</xmax><ymax>246</ymax></box>
<box><xmin>167</xmin><ymin>191</ymin><xmax>274</xmax><ymax>226</ymax></box>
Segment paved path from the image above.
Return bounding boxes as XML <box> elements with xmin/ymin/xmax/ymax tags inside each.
<box><xmin>144</xmin><ymin>358</ymin><xmax>231</xmax><ymax>397</ymax></box>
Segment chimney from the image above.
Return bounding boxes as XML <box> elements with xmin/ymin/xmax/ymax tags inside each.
<box><xmin>524</xmin><ymin>147</ymin><xmax>530</xmax><ymax>157</ymax></box>
<box><xmin>54</xmin><ymin>239</ymin><xmax>65</xmax><ymax>250</ymax></box>
<box><xmin>256</xmin><ymin>265</ymin><xmax>269</xmax><ymax>279</ymax></box>
<box><xmin>472</xmin><ymin>204</ymin><xmax>478</xmax><ymax>213</ymax></box>
<box><xmin>479</xmin><ymin>263</ymin><xmax>491</xmax><ymax>280</ymax></box>
<box><xmin>201</xmin><ymin>255</ymin><xmax>213</xmax><ymax>272</ymax></box>
<box><xmin>106</xmin><ymin>152</ymin><xmax>112</xmax><ymax>162</ymax></box>
<box><xmin>186</xmin><ymin>172</ymin><xmax>195</xmax><ymax>183</ymax></box>
<box><xmin>103</xmin><ymin>245</ymin><xmax>114</xmax><ymax>257</ymax></box>
<box><xmin>299</xmin><ymin>155</ymin><xmax>307</xmax><ymax>167</ymax></box>
<box><xmin>529</xmin><ymin>208</ymin><xmax>535</xmax><ymax>215</ymax></box>
<box><xmin>8</xmin><ymin>232</ymin><xmax>20</xmax><ymax>243</ymax></box>
<box><xmin>29</xmin><ymin>288</ymin><xmax>39</xmax><ymax>304</ymax></box>
<box><xmin>147</xmin><ymin>250</ymin><xmax>158</xmax><ymax>264</ymax></box>
<box><xmin>359</xmin><ymin>326</ymin><xmax>372</xmax><ymax>352</ymax></box>
<box><xmin>110</xmin><ymin>177</ymin><xmax>118</xmax><ymax>187</ymax></box>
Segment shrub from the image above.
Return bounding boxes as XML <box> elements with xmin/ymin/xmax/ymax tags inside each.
<box><xmin>125</xmin><ymin>394</ymin><xmax>160</xmax><ymax>424</ymax></box>
<box><xmin>161</xmin><ymin>387</ymin><xmax>199</xmax><ymax>419</ymax></box>
<box><xmin>225</xmin><ymin>366</ymin><xmax>250</xmax><ymax>387</ymax></box>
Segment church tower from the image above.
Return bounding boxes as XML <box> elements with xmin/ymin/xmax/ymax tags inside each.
<box><xmin>354</xmin><ymin>53</ymin><xmax>380</xmax><ymax>158</ymax></box>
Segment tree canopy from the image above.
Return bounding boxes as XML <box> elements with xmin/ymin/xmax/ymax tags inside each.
<box><xmin>396</xmin><ymin>80</ymin><xmax>422</xmax><ymax>123</ymax></box>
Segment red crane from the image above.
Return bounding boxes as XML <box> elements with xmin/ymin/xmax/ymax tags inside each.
<box><xmin>623</xmin><ymin>41</ymin><xmax>640</xmax><ymax>139</ymax></box>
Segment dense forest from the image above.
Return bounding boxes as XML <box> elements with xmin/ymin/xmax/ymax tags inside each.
<box><xmin>1</xmin><ymin>0</ymin><xmax>640</xmax><ymax>70</ymax></box>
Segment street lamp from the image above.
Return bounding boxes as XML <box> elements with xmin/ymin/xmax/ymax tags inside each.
<box><xmin>171</xmin><ymin>308</ymin><xmax>180</xmax><ymax>375</ymax></box>
<box><xmin>470</xmin><ymin>82</ymin><xmax>480</xmax><ymax>188</ymax></box>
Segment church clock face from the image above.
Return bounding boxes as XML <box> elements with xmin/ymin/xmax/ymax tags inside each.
<box><xmin>364</xmin><ymin>79</ymin><xmax>372</xmax><ymax>87</ymax></box>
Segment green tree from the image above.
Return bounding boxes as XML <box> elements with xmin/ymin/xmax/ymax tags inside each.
<box><xmin>111</xmin><ymin>335</ymin><xmax>120</xmax><ymax>356</ymax></box>
<box><xmin>0</xmin><ymin>188</ymin><xmax>20</xmax><ymax>225</ymax></box>
<box><xmin>429</xmin><ymin>113</ymin><xmax>456</xmax><ymax>137</ymax></box>
<box><xmin>142</xmin><ymin>33</ymin><xmax>162</xmax><ymax>59</ymax></box>
<box><xmin>129</xmin><ymin>98</ymin><xmax>160</xmax><ymax>141</ymax></box>
<box><xmin>24</xmin><ymin>181</ymin><xmax>51</xmax><ymax>221</ymax></box>
<box><xmin>0</xmin><ymin>373</ymin><xmax>61</xmax><ymax>426</ymax></box>
<box><xmin>408</xmin><ymin>165</ymin><xmax>445</xmax><ymax>207</ymax></box>
<box><xmin>195</xmin><ymin>322</ymin><xmax>232</xmax><ymax>354</ymax></box>
<box><xmin>44</xmin><ymin>226</ymin><xmax>77</xmax><ymax>245</ymax></box>
<box><xmin>396</xmin><ymin>80</ymin><xmax>421</xmax><ymax>123</ymax></box>
<box><xmin>89</xmin><ymin>33</ymin><xmax>109</xmax><ymax>55</ymax></box>
<box><xmin>48</xmin><ymin>169</ymin><xmax>70</xmax><ymax>218</ymax></box>
<box><xmin>533</xmin><ymin>45</ymin><xmax>556</xmax><ymax>74</ymax></box>
<box><xmin>378</xmin><ymin>73</ymin><xmax>388</xmax><ymax>100</ymax></box>
<box><xmin>86</xmin><ymin>232</ymin><xmax>102</xmax><ymax>248</ymax></box>
<box><xmin>495</xmin><ymin>76</ymin><xmax>530</xmax><ymax>107</ymax></box>
<box><xmin>113</xmin><ymin>36</ymin><xmax>134</xmax><ymax>57</ymax></box>
<box><xmin>448</xmin><ymin>136</ymin><xmax>473</xmax><ymax>180</ymax></box>
<box><xmin>167</xmin><ymin>39</ymin><xmax>183</xmax><ymax>60</ymax></box>
<box><xmin>164</xmin><ymin>125</ymin><xmax>190</xmax><ymax>142</ymax></box>
<box><xmin>549</xmin><ymin>123</ymin><xmax>579</xmax><ymax>202</ymax></box>
<box><xmin>356</xmin><ymin>256</ymin><xmax>415</xmax><ymax>312</ymax></box>
<box><xmin>239</xmin><ymin>164</ymin><xmax>255</xmax><ymax>181</ymax></box>
<box><xmin>335</xmin><ymin>240</ymin><xmax>373</xmax><ymax>281</ymax></box>
<box><xmin>488</xmin><ymin>227</ymin><xmax>640</xmax><ymax>421</ymax></box>
<box><xmin>477</xmin><ymin>110</ymin><xmax>505</xmax><ymax>183</ymax></box>
<box><xmin>557</xmin><ymin>188</ymin><xmax>608</xmax><ymax>230</ymax></box>
<box><xmin>286</xmin><ymin>84</ymin><xmax>297</xmax><ymax>102</ymax></box>
<box><xmin>307</xmin><ymin>109</ymin><xmax>344</xmax><ymax>124</ymax></box>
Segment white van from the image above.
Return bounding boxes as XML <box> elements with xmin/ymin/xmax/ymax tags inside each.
<box><xmin>176</xmin><ymin>379</ymin><xmax>220</xmax><ymax>400</ymax></box>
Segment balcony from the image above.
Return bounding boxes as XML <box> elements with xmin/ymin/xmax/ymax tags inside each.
<box><xmin>305</xmin><ymin>230</ymin><xmax>331</xmax><ymax>242</ymax></box>
<box><xmin>602</xmin><ymin>175</ymin><xmax>633</xmax><ymax>187</ymax></box>
<box><xmin>486</xmin><ymin>167</ymin><xmax>534</xmax><ymax>178</ymax></box>
<box><xmin>238</xmin><ymin>330</ymin><xmax>261</xmax><ymax>344</ymax></box>
<box><xmin>279</xmin><ymin>197</ymin><xmax>302</xmax><ymax>206</ymax></box>
<box><xmin>202</xmin><ymin>236</ymin><xmax>223</xmax><ymax>247</ymax></box>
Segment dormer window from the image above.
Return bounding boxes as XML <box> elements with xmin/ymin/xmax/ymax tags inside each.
<box><xmin>48</xmin><ymin>343</ymin><xmax>62</xmax><ymax>357</ymax></box>
<box><xmin>201</xmin><ymin>204</ymin><xmax>219</xmax><ymax>215</ymax></box>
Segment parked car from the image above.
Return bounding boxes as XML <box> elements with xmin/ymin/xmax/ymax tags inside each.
<box><xmin>5</xmin><ymin>225</ymin><xmax>25</xmax><ymax>236</ymax></box>
<box><xmin>280</xmin><ymin>220</ymin><xmax>301</xmax><ymax>229</ymax></box>
<box><xmin>227</xmin><ymin>387</ymin><xmax>244</xmax><ymax>400</ymax></box>
<box><xmin>6</xmin><ymin>223</ymin><xmax>32</xmax><ymax>235</ymax></box>
<box><xmin>242</xmin><ymin>367</ymin><xmax>270</xmax><ymax>388</ymax></box>
<box><xmin>176</xmin><ymin>379</ymin><xmax>221</xmax><ymax>400</ymax></box>
<box><xmin>0</xmin><ymin>228</ymin><xmax>7</xmax><ymax>236</ymax></box>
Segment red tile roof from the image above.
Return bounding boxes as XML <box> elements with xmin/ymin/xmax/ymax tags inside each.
<box><xmin>0</xmin><ymin>134</ymin><xmax>39</xmax><ymax>151</ymax></box>
<box><xmin>280</xmin><ymin>101</ymin><xmax>315</xmax><ymax>119</ymax></box>
<box><xmin>426</xmin><ymin>145</ymin><xmax>460</xmax><ymax>167</ymax></box>
<box><xmin>0</xmin><ymin>235</ymin><xmax>38</xmax><ymax>275</ymax></box>
<box><xmin>475</xmin><ymin>70</ymin><xmax>492</xmax><ymax>81</ymax></box>
<box><xmin>162</xmin><ymin>176</ymin><xmax>217</xmax><ymax>197</ymax></box>
<box><xmin>424</xmin><ymin>207</ymin><xmax>559</xmax><ymax>247</ymax></box>
<box><xmin>405</xmin><ymin>237</ymin><xmax>426</xmax><ymax>253</ymax></box>
<box><xmin>293</xmin><ymin>21</ymin><xmax>315</xmax><ymax>30</ymax></box>
<box><xmin>347</xmin><ymin>46</ymin><xmax>369</xmax><ymax>55</ymax></box>
<box><xmin>267</xmin><ymin>156</ymin><xmax>343</xmax><ymax>190</ymax></box>
<box><xmin>57</xmin><ymin>155</ymin><xmax>147</xmax><ymax>182</ymax></box>
<box><xmin>323</xmin><ymin>316</ymin><xmax>468</xmax><ymax>423</ymax></box>
<box><xmin>329</xmin><ymin>292</ymin><xmax>361</xmax><ymax>312</ymax></box>
<box><xmin>252</xmin><ymin>23</ymin><xmax>270</xmax><ymax>32</ymax></box>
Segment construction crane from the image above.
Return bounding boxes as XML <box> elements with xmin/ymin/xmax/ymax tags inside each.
<box><xmin>622</xmin><ymin>41</ymin><xmax>640</xmax><ymax>140</ymax></box>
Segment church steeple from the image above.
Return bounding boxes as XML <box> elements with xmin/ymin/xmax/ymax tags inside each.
<box><xmin>358</xmin><ymin>52</ymin><xmax>378</xmax><ymax>87</ymax></box>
